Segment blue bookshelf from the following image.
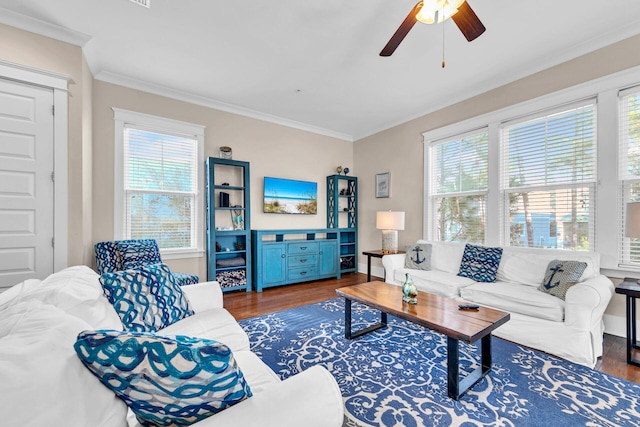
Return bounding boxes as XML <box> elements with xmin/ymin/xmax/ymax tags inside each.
<box><xmin>327</xmin><ymin>174</ymin><xmax>358</xmax><ymax>273</ymax></box>
<box><xmin>206</xmin><ymin>158</ymin><xmax>251</xmax><ymax>292</ymax></box>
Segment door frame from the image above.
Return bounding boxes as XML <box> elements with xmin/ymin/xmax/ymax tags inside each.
<box><xmin>0</xmin><ymin>59</ymin><xmax>69</xmax><ymax>272</ymax></box>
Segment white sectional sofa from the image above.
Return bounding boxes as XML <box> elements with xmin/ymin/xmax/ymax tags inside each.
<box><xmin>0</xmin><ymin>265</ymin><xmax>344</xmax><ymax>427</ymax></box>
<box><xmin>382</xmin><ymin>240</ymin><xmax>615</xmax><ymax>368</ymax></box>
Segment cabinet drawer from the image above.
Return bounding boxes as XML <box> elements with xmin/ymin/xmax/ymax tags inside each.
<box><xmin>287</xmin><ymin>241</ymin><xmax>319</xmax><ymax>254</ymax></box>
<box><xmin>288</xmin><ymin>254</ymin><xmax>318</xmax><ymax>267</ymax></box>
<box><xmin>287</xmin><ymin>267</ymin><xmax>318</xmax><ymax>281</ymax></box>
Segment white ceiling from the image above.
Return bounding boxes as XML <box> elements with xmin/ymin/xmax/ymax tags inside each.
<box><xmin>1</xmin><ymin>0</ymin><xmax>640</xmax><ymax>141</ymax></box>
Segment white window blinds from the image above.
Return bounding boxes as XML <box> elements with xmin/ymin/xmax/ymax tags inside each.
<box><xmin>618</xmin><ymin>86</ymin><xmax>640</xmax><ymax>267</ymax></box>
<box><xmin>429</xmin><ymin>129</ymin><xmax>489</xmax><ymax>243</ymax></box>
<box><xmin>122</xmin><ymin>125</ymin><xmax>199</xmax><ymax>251</ymax></box>
<box><xmin>500</xmin><ymin>100</ymin><xmax>597</xmax><ymax>250</ymax></box>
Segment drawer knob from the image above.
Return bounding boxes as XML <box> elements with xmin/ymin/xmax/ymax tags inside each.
<box><xmin>281</xmin><ymin>254</ymin><xmax>286</xmax><ymax>258</ymax></box>
<box><xmin>300</xmin><ymin>271</ymin><xmax>307</xmax><ymax>275</ymax></box>
<box><xmin>300</xmin><ymin>246</ymin><xmax>307</xmax><ymax>250</ymax></box>
<box><xmin>300</xmin><ymin>258</ymin><xmax>307</xmax><ymax>263</ymax></box>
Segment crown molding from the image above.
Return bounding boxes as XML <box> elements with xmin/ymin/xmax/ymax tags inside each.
<box><xmin>0</xmin><ymin>7</ymin><xmax>91</xmax><ymax>47</ymax></box>
<box><xmin>95</xmin><ymin>70</ymin><xmax>354</xmax><ymax>142</ymax></box>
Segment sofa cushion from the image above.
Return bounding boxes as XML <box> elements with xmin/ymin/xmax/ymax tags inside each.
<box><xmin>116</xmin><ymin>240</ymin><xmax>162</xmax><ymax>270</ymax></box>
<box><xmin>233</xmin><ymin>351</ymin><xmax>281</xmax><ymax>394</ymax></box>
<box><xmin>0</xmin><ymin>266</ymin><xmax>123</xmax><ymax>330</ymax></box>
<box><xmin>420</xmin><ymin>240</ymin><xmax>466</xmax><ymax>274</ymax></box>
<box><xmin>457</xmin><ymin>244</ymin><xmax>503</xmax><ymax>283</ymax></box>
<box><xmin>461</xmin><ymin>281</ymin><xmax>565</xmax><ymax>322</ymax></box>
<box><xmin>538</xmin><ymin>260</ymin><xmax>588</xmax><ymax>300</ymax></box>
<box><xmin>100</xmin><ymin>263</ymin><xmax>193</xmax><ymax>332</ymax></box>
<box><xmin>496</xmin><ymin>246</ymin><xmax>599</xmax><ymax>287</ymax></box>
<box><xmin>74</xmin><ymin>330</ymin><xmax>253</xmax><ymax>427</ymax></box>
<box><xmin>0</xmin><ymin>301</ymin><xmax>128</xmax><ymax>427</ymax></box>
<box><xmin>160</xmin><ymin>308</ymin><xmax>251</xmax><ymax>353</ymax></box>
<box><xmin>404</xmin><ymin>243</ymin><xmax>432</xmax><ymax>270</ymax></box>
<box><xmin>393</xmin><ymin>268</ymin><xmax>476</xmax><ymax>298</ymax></box>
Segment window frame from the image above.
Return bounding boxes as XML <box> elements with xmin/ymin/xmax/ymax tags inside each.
<box><xmin>618</xmin><ymin>85</ymin><xmax>640</xmax><ymax>269</ymax></box>
<box><xmin>426</xmin><ymin>127</ymin><xmax>490</xmax><ymax>244</ymax></box>
<box><xmin>113</xmin><ymin>108</ymin><xmax>205</xmax><ymax>259</ymax></box>
<box><xmin>499</xmin><ymin>99</ymin><xmax>597</xmax><ymax>251</ymax></box>
<box><xmin>422</xmin><ymin>64</ymin><xmax>640</xmax><ymax>276</ymax></box>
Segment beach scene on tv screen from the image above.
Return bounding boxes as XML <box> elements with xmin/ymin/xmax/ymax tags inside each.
<box><xmin>264</xmin><ymin>177</ymin><xmax>317</xmax><ymax>214</ymax></box>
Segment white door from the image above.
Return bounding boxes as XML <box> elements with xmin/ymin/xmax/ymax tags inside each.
<box><xmin>0</xmin><ymin>78</ymin><xmax>54</xmax><ymax>289</ymax></box>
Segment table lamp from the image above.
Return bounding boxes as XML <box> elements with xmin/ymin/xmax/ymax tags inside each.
<box><xmin>376</xmin><ymin>211</ymin><xmax>405</xmax><ymax>254</ymax></box>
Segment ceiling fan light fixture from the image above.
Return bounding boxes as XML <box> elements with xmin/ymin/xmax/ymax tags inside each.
<box><xmin>416</xmin><ymin>0</ymin><xmax>465</xmax><ymax>24</ymax></box>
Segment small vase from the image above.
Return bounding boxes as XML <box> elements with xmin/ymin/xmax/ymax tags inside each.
<box><xmin>402</xmin><ymin>273</ymin><xmax>418</xmax><ymax>304</ymax></box>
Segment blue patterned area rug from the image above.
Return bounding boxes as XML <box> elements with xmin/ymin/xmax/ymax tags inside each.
<box><xmin>239</xmin><ymin>298</ymin><xmax>640</xmax><ymax>427</ymax></box>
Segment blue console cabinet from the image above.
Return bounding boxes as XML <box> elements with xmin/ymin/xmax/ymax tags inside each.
<box><xmin>251</xmin><ymin>229</ymin><xmax>340</xmax><ymax>292</ymax></box>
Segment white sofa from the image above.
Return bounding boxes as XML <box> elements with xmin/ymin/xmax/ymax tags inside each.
<box><xmin>382</xmin><ymin>241</ymin><xmax>615</xmax><ymax>368</ymax></box>
<box><xmin>0</xmin><ymin>265</ymin><xmax>344</xmax><ymax>427</ymax></box>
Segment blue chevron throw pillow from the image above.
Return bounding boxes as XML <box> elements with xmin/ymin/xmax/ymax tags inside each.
<box><xmin>74</xmin><ymin>330</ymin><xmax>252</xmax><ymax>426</ymax></box>
<box><xmin>99</xmin><ymin>263</ymin><xmax>193</xmax><ymax>332</ymax></box>
<box><xmin>457</xmin><ymin>243</ymin><xmax>503</xmax><ymax>283</ymax></box>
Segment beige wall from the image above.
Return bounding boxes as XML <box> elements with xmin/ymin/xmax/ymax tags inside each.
<box><xmin>354</xmin><ymin>34</ymin><xmax>640</xmax><ymax>335</ymax></box>
<box><xmin>0</xmin><ymin>23</ymin><xmax>90</xmax><ymax>266</ymax></box>
<box><xmin>92</xmin><ymin>81</ymin><xmax>352</xmax><ymax>280</ymax></box>
<box><xmin>3</xmin><ymin>21</ymin><xmax>639</xmax><ymax>335</ymax></box>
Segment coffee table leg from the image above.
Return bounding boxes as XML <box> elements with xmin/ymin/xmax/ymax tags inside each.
<box><xmin>447</xmin><ymin>334</ymin><xmax>493</xmax><ymax>400</ymax></box>
<box><xmin>343</xmin><ymin>298</ymin><xmax>387</xmax><ymax>340</ymax></box>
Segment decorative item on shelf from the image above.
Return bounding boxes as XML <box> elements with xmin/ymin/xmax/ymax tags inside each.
<box><xmin>219</xmin><ymin>146</ymin><xmax>232</xmax><ymax>159</ymax></box>
<box><xmin>376</xmin><ymin>211</ymin><xmax>405</xmax><ymax>254</ymax></box>
<box><xmin>336</xmin><ymin>166</ymin><xmax>343</xmax><ymax>175</ymax></box>
<box><xmin>343</xmin><ymin>167</ymin><xmax>350</xmax><ymax>176</ymax></box>
<box><xmin>219</xmin><ymin>192</ymin><xmax>230</xmax><ymax>207</ymax></box>
<box><xmin>231</xmin><ymin>206</ymin><xmax>244</xmax><ymax>230</ymax></box>
<box><xmin>216</xmin><ymin>241</ymin><xmax>222</xmax><ymax>252</ymax></box>
<box><xmin>402</xmin><ymin>273</ymin><xmax>418</xmax><ymax>304</ymax></box>
<box><xmin>343</xmin><ymin>208</ymin><xmax>349</xmax><ymax>211</ymax></box>
<box><xmin>234</xmin><ymin>241</ymin><xmax>245</xmax><ymax>251</ymax></box>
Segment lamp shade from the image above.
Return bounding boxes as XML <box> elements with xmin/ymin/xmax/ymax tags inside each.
<box><xmin>376</xmin><ymin>211</ymin><xmax>405</xmax><ymax>231</ymax></box>
<box><xmin>626</xmin><ymin>202</ymin><xmax>640</xmax><ymax>238</ymax></box>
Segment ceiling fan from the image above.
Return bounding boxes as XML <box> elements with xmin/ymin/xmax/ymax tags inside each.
<box><xmin>380</xmin><ymin>0</ymin><xmax>485</xmax><ymax>57</ymax></box>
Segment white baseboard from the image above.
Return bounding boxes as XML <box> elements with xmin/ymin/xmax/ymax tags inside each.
<box><xmin>603</xmin><ymin>313</ymin><xmax>633</xmax><ymax>338</ymax></box>
<box><xmin>357</xmin><ymin>263</ymin><xmax>385</xmax><ymax>281</ymax></box>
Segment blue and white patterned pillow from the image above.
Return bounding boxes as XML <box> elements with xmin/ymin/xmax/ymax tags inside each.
<box><xmin>100</xmin><ymin>263</ymin><xmax>193</xmax><ymax>332</ymax></box>
<box><xmin>457</xmin><ymin>243</ymin><xmax>503</xmax><ymax>283</ymax></box>
<box><xmin>116</xmin><ymin>240</ymin><xmax>162</xmax><ymax>270</ymax></box>
<box><xmin>74</xmin><ymin>330</ymin><xmax>252</xmax><ymax>426</ymax></box>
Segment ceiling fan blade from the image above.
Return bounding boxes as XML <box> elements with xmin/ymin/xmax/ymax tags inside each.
<box><xmin>379</xmin><ymin>2</ymin><xmax>422</xmax><ymax>57</ymax></box>
<box><xmin>451</xmin><ymin>1</ymin><xmax>486</xmax><ymax>42</ymax></box>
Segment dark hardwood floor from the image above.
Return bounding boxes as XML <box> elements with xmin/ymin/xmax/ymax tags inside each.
<box><xmin>223</xmin><ymin>272</ymin><xmax>640</xmax><ymax>384</ymax></box>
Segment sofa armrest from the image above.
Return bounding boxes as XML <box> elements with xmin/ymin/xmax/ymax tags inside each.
<box><xmin>382</xmin><ymin>254</ymin><xmax>406</xmax><ymax>284</ymax></box>
<box><xmin>193</xmin><ymin>366</ymin><xmax>344</xmax><ymax>427</ymax></box>
<box><xmin>564</xmin><ymin>275</ymin><xmax>614</xmax><ymax>328</ymax></box>
<box><xmin>181</xmin><ymin>281</ymin><xmax>224</xmax><ymax>312</ymax></box>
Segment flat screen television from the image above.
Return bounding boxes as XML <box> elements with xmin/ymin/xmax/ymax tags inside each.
<box><xmin>263</xmin><ymin>176</ymin><xmax>317</xmax><ymax>214</ymax></box>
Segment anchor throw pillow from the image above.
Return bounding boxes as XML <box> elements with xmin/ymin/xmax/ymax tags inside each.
<box><xmin>404</xmin><ymin>243</ymin><xmax>432</xmax><ymax>271</ymax></box>
<box><xmin>538</xmin><ymin>259</ymin><xmax>587</xmax><ymax>300</ymax></box>
<box><xmin>74</xmin><ymin>330</ymin><xmax>252</xmax><ymax>426</ymax></box>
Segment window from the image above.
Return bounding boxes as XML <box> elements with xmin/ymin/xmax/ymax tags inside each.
<box><xmin>618</xmin><ymin>87</ymin><xmax>640</xmax><ymax>267</ymax></box>
<box><xmin>501</xmin><ymin>100</ymin><xmax>597</xmax><ymax>250</ymax></box>
<box><xmin>113</xmin><ymin>109</ymin><xmax>204</xmax><ymax>257</ymax></box>
<box><xmin>428</xmin><ymin>129</ymin><xmax>489</xmax><ymax>243</ymax></box>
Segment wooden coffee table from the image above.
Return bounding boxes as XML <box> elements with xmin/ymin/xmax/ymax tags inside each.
<box><xmin>335</xmin><ymin>281</ymin><xmax>510</xmax><ymax>400</ymax></box>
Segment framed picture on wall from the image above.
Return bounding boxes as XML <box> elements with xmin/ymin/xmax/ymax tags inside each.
<box><xmin>376</xmin><ymin>172</ymin><xmax>390</xmax><ymax>198</ymax></box>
